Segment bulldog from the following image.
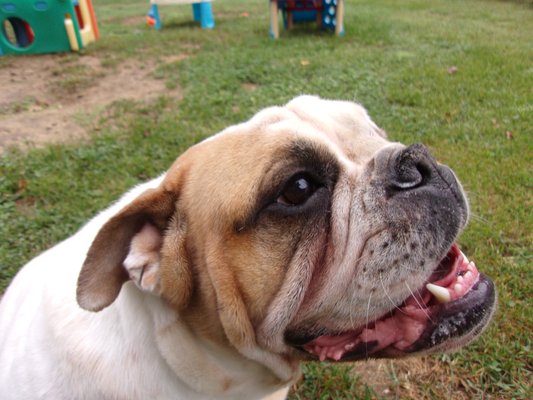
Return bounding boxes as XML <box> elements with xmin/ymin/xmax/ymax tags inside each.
<box><xmin>0</xmin><ymin>96</ymin><xmax>496</xmax><ymax>399</ymax></box>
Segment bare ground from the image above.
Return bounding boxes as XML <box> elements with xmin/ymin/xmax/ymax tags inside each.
<box><xmin>0</xmin><ymin>54</ymin><xmax>182</xmax><ymax>153</ymax></box>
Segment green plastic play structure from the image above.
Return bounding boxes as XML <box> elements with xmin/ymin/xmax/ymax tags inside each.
<box><xmin>0</xmin><ymin>0</ymin><xmax>95</xmax><ymax>55</ymax></box>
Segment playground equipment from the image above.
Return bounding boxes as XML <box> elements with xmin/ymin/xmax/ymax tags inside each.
<box><xmin>269</xmin><ymin>0</ymin><xmax>344</xmax><ymax>39</ymax></box>
<box><xmin>0</xmin><ymin>0</ymin><xmax>99</xmax><ymax>55</ymax></box>
<box><xmin>147</xmin><ymin>0</ymin><xmax>214</xmax><ymax>30</ymax></box>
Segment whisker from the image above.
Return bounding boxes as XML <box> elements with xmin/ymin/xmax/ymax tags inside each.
<box><xmin>349</xmin><ymin>287</ymin><xmax>356</xmax><ymax>330</ymax></box>
<box><xmin>468</xmin><ymin>212</ymin><xmax>491</xmax><ymax>225</ymax></box>
<box><xmin>379</xmin><ymin>273</ymin><xmax>405</xmax><ymax>315</ymax></box>
<box><xmin>348</xmin><ymin>252</ymin><xmax>373</xmax><ymax>331</ymax></box>
<box><xmin>399</xmin><ymin>266</ymin><xmax>424</xmax><ymax>273</ymax></box>
<box><xmin>364</xmin><ymin>291</ymin><xmax>373</xmax><ymax>357</ymax></box>
<box><xmin>404</xmin><ymin>282</ymin><xmax>434</xmax><ymax>324</ymax></box>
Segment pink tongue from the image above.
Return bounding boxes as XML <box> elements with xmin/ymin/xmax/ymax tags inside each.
<box><xmin>305</xmin><ymin>313</ymin><xmax>426</xmax><ymax>361</ymax></box>
<box><xmin>304</xmin><ymin>249</ymin><xmax>480</xmax><ymax>361</ymax></box>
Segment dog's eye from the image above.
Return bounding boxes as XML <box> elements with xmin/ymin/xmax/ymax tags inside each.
<box><xmin>278</xmin><ymin>174</ymin><xmax>318</xmax><ymax>206</ymax></box>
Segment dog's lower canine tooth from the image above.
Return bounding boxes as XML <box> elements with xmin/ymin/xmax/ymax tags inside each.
<box><xmin>426</xmin><ymin>283</ymin><xmax>451</xmax><ymax>303</ymax></box>
<box><xmin>454</xmin><ymin>283</ymin><xmax>463</xmax><ymax>295</ymax></box>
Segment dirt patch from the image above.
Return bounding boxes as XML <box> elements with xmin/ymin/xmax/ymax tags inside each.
<box><xmin>0</xmin><ymin>54</ymin><xmax>182</xmax><ymax>153</ymax></box>
<box><xmin>120</xmin><ymin>16</ymin><xmax>148</xmax><ymax>26</ymax></box>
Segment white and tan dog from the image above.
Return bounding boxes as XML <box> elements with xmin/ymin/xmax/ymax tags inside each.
<box><xmin>0</xmin><ymin>96</ymin><xmax>495</xmax><ymax>399</ymax></box>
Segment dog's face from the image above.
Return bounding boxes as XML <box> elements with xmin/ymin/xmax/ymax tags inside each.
<box><xmin>77</xmin><ymin>96</ymin><xmax>496</xmax><ymax>381</ymax></box>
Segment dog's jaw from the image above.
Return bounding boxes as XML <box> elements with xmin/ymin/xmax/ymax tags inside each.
<box><xmin>286</xmin><ymin>244</ymin><xmax>496</xmax><ymax>361</ymax></box>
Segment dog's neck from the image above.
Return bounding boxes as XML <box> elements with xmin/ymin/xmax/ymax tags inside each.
<box><xmin>140</xmin><ymin>287</ymin><xmax>298</xmax><ymax>397</ymax></box>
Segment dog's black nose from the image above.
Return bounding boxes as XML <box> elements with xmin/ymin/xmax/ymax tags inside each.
<box><xmin>373</xmin><ymin>142</ymin><xmax>469</xmax><ymax>232</ymax></box>
<box><xmin>388</xmin><ymin>144</ymin><xmax>436</xmax><ymax>191</ymax></box>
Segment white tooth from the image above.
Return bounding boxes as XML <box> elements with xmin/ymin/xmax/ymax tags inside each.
<box><xmin>457</xmin><ymin>276</ymin><xmax>464</xmax><ymax>283</ymax></box>
<box><xmin>464</xmin><ymin>271</ymin><xmax>472</xmax><ymax>280</ymax></box>
<box><xmin>426</xmin><ymin>283</ymin><xmax>451</xmax><ymax>303</ymax></box>
<box><xmin>461</xmin><ymin>251</ymin><xmax>470</xmax><ymax>264</ymax></box>
<box><xmin>454</xmin><ymin>283</ymin><xmax>463</xmax><ymax>295</ymax></box>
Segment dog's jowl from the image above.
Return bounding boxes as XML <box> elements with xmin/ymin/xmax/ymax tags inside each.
<box><xmin>0</xmin><ymin>96</ymin><xmax>496</xmax><ymax>400</ymax></box>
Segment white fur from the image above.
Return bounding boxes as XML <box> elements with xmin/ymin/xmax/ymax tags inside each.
<box><xmin>0</xmin><ymin>177</ymin><xmax>288</xmax><ymax>400</ymax></box>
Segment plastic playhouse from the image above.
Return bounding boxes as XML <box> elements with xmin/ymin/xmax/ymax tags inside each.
<box><xmin>269</xmin><ymin>0</ymin><xmax>344</xmax><ymax>39</ymax></box>
<box><xmin>147</xmin><ymin>0</ymin><xmax>214</xmax><ymax>30</ymax></box>
<box><xmin>0</xmin><ymin>0</ymin><xmax>99</xmax><ymax>56</ymax></box>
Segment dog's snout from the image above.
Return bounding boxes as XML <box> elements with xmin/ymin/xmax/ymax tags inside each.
<box><xmin>388</xmin><ymin>144</ymin><xmax>436</xmax><ymax>192</ymax></box>
<box><xmin>372</xmin><ymin>142</ymin><xmax>469</xmax><ymax>228</ymax></box>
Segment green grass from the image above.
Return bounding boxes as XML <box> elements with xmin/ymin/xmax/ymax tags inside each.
<box><xmin>1</xmin><ymin>0</ymin><xmax>532</xmax><ymax>398</ymax></box>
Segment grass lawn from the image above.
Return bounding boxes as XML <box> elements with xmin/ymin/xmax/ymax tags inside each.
<box><xmin>1</xmin><ymin>0</ymin><xmax>531</xmax><ymax>398</ymax></box>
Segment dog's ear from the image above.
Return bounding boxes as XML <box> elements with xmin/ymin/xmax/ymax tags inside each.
<box><xmin>76</xmin><ymin>185</ymin><xmax>190</xmax><ymax>312</ymax></box>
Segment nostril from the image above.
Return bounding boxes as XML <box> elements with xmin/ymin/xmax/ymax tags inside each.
<box><xmin>390</xmin><ymin>144</ymin><xmax>435</xmax><ymax>191</ymax></box>
<box><xmin>392</xmin><ymin>163</ymin><xmax>424</xmax><ymax>189</ymax></box>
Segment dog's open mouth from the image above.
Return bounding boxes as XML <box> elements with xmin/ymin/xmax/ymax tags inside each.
<box><xmin>288</xmin><ymin>244</ymin><xmax>496</xmax><ymax>361</ymax></box>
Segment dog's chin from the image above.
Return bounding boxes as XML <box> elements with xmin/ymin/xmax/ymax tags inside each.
<box><xmin>285</xmin><ymin>244</ymin><xmax>496</xmax><ymax>362</ymax></box>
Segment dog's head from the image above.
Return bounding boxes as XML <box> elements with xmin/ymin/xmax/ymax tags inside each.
<box><xmin>77</xmin><ymin>96</ymin><xmax>496</xmax><ymax>381</ymax></box>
